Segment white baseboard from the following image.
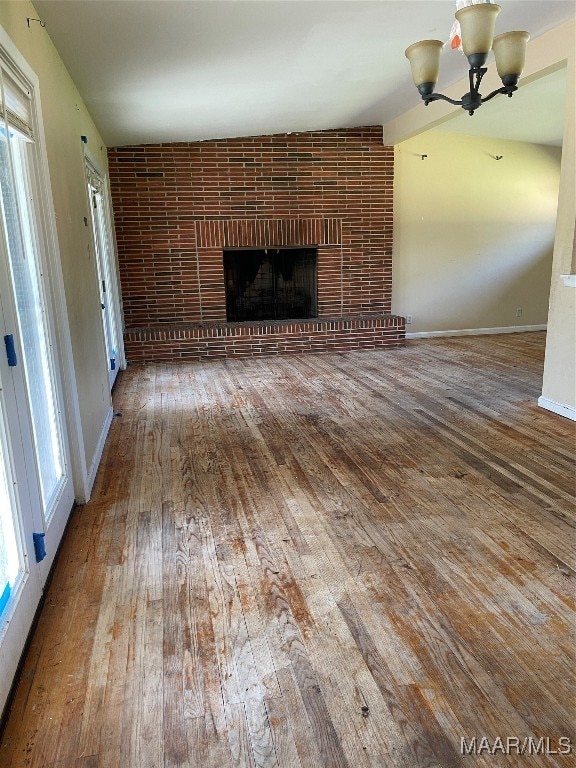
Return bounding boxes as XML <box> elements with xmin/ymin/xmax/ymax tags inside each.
<box><xmin>406</xmin><ymin>324</ymin><xmax>547</xmax><ymax>339</ymax></box>
<box><xmin>85</xmin><ymin>405</ymin><xmax>114</xmax><ymax>500</ymax></box>
<box><xmin>538</xmin><ymin>396</ymin><xmax>576</xmax><ymax>421</ymax></box>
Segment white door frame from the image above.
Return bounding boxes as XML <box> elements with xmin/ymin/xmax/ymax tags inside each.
<box><xmin>83</xmin><ymin>146</ymin><xmax>126</xmax><ymax>388</ymax></box>
<box><xmin>0</xmin><ymin>24</ymin><xmax>88</xmax><ymax>715</ymax></box>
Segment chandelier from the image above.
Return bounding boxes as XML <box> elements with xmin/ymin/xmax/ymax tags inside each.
<box><xmin>405</xmin><ymin>3</ymin><xmax>529</xmax><ymax>115</ymax></box>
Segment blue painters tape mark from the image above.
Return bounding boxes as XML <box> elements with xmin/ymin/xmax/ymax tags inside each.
<box><xmin>33</xmin><ymin>532</ymin><xmax>46</xmax><ymax>563</ymax></box>
<box><xmin>0</xmin><ymin>582</ymin><xmax>11</xmax><ymax>617</ymax></box>
<box><xmin>4</xmin><ymin>334</ymin><xmax>17</xmax><ymax>367</ymax></box>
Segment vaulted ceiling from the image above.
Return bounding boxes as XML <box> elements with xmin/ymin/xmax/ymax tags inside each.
<box><xmin>34</xmin><ymin>0</ymin><xmax>574</xmax><ymax>147</ymax></box>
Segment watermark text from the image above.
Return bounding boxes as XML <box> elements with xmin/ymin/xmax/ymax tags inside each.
<box><xmin>460</xmin><ymin>736</ymin><xmax>573</xmax><ymax>756</ymax></box>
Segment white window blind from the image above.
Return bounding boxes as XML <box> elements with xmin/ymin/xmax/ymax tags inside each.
<box><xmin>0</xmin><ymin>66</ymin><xmax>34</xmax><ymax>141</ymax></box>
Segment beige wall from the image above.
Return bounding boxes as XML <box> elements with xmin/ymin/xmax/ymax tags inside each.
<box><xmin>0</xmin><ymin>1</ymin><xmax>113</xmax><ymax>488</ymax></box>
<box><xmin>540</xmin><ymin>23</ymin><xmax>575</xmax><ymax>417</ymax></box>
<box><xmin>392</xmin><ymin>133</ymin><xmax>560</xmax><ymax>334</ymax></box>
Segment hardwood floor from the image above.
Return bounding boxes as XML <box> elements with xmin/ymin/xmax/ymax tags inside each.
<box><xmin>1</xmin><ymin>332</ymin><xmax>574</xmax><ymax>767</ymax></box>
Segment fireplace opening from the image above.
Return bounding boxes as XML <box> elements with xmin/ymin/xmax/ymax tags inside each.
<box><xmin>224</xmin><ymin>247</ymin><xmax>318</xmax><ymax>322</ymax></box>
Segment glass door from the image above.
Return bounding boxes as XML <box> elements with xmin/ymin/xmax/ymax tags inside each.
<box><xmin>0</xmin><ymin>49</ymin><xmax>75</xmax><ymax>711</ymax></box>
<box><xmin>0</xmin><ymin>133</ymin><xmax>66</xmax><ymax>522</ymax></box>
<box><xmin>0</xmin><ymin>353</ymin><xmax>42</xmax><ymax>711</ymax></box>
<box><xmin>0</xmin><ymin>117</ymin><xmax>74</xmax><ymax>582</ymax></box>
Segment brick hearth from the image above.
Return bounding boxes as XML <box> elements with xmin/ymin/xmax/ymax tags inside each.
<box><xmin>124</xmin><ymin>315</ymin><xmax>404</xmax><ymax>363</ymax></box>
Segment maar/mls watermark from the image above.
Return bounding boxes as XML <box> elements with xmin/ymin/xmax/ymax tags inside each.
<box><xmin>460</xmin><ymin>736</ymin><xmax>573</xmax><ymax>756</ymax></box>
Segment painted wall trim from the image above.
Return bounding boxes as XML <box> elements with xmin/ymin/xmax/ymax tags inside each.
<box><xmin>85</xmin><ymin>405</ymin><xmax>113</xmax><ymax>500</ymax></box>
<box><xmin>406</xmin><ymin>324</ymin><xmax>547</xmax><ymax>339</ymax></box>
<box><xmin>538</xmin><ymin>396</ymin><xmax>576</xmax><ymax>421</ymax></box>
<box><xmin>561</xmin><ymin>274</ymin><xmax>576</xmax><ymax>287</ymax></box>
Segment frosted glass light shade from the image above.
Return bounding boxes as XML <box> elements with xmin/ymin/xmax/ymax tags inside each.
<box><xmin>455</xmin><ymin>3</ymin><xmax>501</xmax><ymax>57</ymax></box>
<box><xmin>405</xmin><ymin>40</ymin><xmax>444</xmax><ymax>90</ymax></box>
<box><xmin>493</xmin><ymin>31</ymin><xmax>530</xmax><ymax>78</ymax></box>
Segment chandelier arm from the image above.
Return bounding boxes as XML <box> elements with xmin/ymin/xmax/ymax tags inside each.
<box><xmin>480</xmin><ymin>85</ymin><xmax>518</xmax><ymax>104</ymax></box>
<box><xmin>423</xmin><ymin>82</ymin><xmax>518</xmax><ymax>111</ymax></box>
<box><xmin>423</xmin><ymin>93</ymin><xmax>463</xmax><ymax>107</ymax></box>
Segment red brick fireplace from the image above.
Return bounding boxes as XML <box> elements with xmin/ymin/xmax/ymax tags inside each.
<box><xmin>108</xmin><ymin>126</ymin><xmax>404</xmax><ymax>362</ymax></box>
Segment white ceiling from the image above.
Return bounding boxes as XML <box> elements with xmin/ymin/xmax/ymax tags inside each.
<box><xmin>33</xmin><ymin>0</ymin><xmax>574</xmax><ymax>147</ymax></box>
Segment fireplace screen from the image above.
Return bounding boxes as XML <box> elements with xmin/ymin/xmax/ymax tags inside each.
<box><xmin>224</xmin><ymin>248</ymin><xmax>318</xmax><ymax>322</ymax></box>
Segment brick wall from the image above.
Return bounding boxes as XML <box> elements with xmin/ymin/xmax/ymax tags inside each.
<box><xmin>108</xmin><ymin>126</ymin><xmax>403</xmax><ymax>361</ymax></box>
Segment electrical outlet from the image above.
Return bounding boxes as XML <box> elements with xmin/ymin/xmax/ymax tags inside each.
<box><xmin>516</xmin><ymin>307</ymin><xmax>523</xmax><ymax>318</ymax></box>
<box><xmin>406</xmin><ymin>314</ymin><xmax>413</xmax><ymax>325</ymax></box>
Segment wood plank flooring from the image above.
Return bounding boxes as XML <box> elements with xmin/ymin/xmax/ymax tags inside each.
<box><xmin>1</xmin><ymin>332</ymin><xmax>575</xmax><ymax>767</ymax></box>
